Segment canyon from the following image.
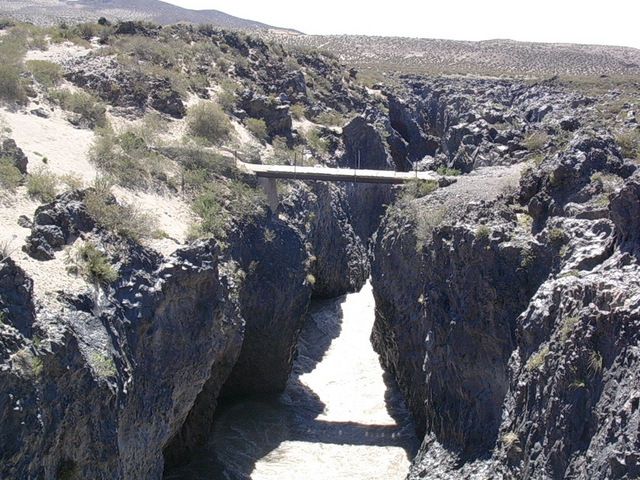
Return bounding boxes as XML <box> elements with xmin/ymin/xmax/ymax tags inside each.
<box><xmin>0</xmin><ymin>18</ymin><xmax>639</xmax><ymax>480</ymax></box>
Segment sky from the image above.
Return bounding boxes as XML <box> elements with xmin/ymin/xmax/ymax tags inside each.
<box><xmin>161</xmin><ymin>0</ymin><xmax>640</xmax><ymax>49</ymax></box>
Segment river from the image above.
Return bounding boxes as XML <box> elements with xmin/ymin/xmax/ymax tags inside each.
<box><xmin>164</xmin><ymin>282</ymin><xmax>419</xmax><ymax>480</ymax></box>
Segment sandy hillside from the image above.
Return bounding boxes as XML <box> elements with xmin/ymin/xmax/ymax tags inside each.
<box><xmin>1</xmin><ymin>98</ymin><xmax>194</xmax><ymax>307</ymax></box>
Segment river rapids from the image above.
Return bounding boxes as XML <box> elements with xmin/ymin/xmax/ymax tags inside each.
<box><xmin>165</xmin><ymin>282</ymin><xmax>419</xmax><ymax>480</ymax></box>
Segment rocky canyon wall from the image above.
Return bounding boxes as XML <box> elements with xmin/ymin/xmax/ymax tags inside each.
<box><xmin>370</xmin><ymin>77</ymin><xmax>640</xmax><ymax>479</ymax></box>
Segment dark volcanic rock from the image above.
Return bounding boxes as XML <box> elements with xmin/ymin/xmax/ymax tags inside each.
<box><xmin>0</xmin><ymin>258</ymin><xmax>36</xmax><ymax>337</ymax></box>
<box><xmin>0</xmin><ymin>239</ymin><xmax>244</xmax><ymax>479</ymax></box>
<box><xmin>220</xmin><ymin>214</ymin><xmax>312</xmax><ymax>397</ymax></box>
<box><xmin>0</xmin><ymin>139</ymin><xmax>28</xmax><ymax>174</ymax></box>
<box><xmin>281</xmin><ymin>182</ymin><xmax>369</xmax><ymax>299</ymax></box>
<box><xmin>64</xmin><ymin>55</ymin><xmax>186</xmax><ymax>118</ymax></box>
<box><xmin>372</xmin><ymin>122</ymin><xmax>640</xmax><ymax>479</ymax></box>
<box><xmin>238</xmin><ymin>89</ymin><xmax>292</xmax><ymax>138</ymax></box>
<box><xmin>23</xmin><ymin>190</ymin><xmax>95</xmax><ymax>260</ymax></box>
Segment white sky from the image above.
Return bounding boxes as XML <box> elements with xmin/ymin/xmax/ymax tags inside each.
<box><xmin>161</xmin><ymin>0</ymin><xmax>640</xmax><ymax>49</ymax></box>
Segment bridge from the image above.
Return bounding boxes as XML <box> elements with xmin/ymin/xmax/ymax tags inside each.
<box><xmin>238</xmin><ymin>161</ymin><xmax>440</xmax><ymax>210</ymax></box>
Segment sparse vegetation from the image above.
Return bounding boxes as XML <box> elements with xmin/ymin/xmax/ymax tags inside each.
<box><xmin>0</xmin><ymin>156</ymin><xmax>23</xmax><ymax>191</ymax></box>
<box><xmin>524</xmin><ymin>130</ymin><xmax>549</xmax><ymax>151</ymax></box>
<box><xmin>475</xmin><ymin>224</ymin><xmax>491</xmax><ymax>239</ymax></box>
<box><xmin>89</xmin><ymin>130</ymin><xmax>168</xmax><ymax>189</ymax></box>
<box><xmin>547</xmin><ymin>228</ymin><xmax>566</xmax><ymax>245</ymax></box>
<box><xmin>26</xmin><ymin>167</ymin><xmax>57</xmax><ymax>203</ymax></box>
<box><xmin>399</xmin><ymin>178</ymin><xmax>438</xmax><ymax>201</ymax></box>
<box><xmin>47</xmin><ymin>89</ymin><xmax>108</xmax><ymax>129</ymax></box>
<box><xmin>186</xmin><ymin>101</ymin><xmax>233</xmax><ymax>144</ymax></box>
<box><xmin>25</xmin><ymin>60</ymin><xmax>62</xmax><ymax>88</ymax></box>
<box><xmin>437</xmin><ymin>166</ymin><xmax>462</xmax><ymax>176</ymax></box>
<box><xmin>559</xmin><ymin>316</ymin><xmax>579</xmax><ymax>342</ymax></box>
<box><xmin>88</xmin><ymin>350</ymin><xmax>116</xmax><ymax>377</ymax></box>
<box><xmin>66</xmin><ymin>241</ymin><xmax>118</xmax><ymax>285</ymax></box>
<box><xmin>587</xmin><ymin>349</ymin><xmax>603</xmax><ymax>376</ymax></box>
<box><xmin>615</xmin><ymin>130</ymin><xmax>640</xmax><ymax>160</ymax></box>
<box><xmin>526</xmin><ymin>344</ymin><xmax>549</xmax><ymax>371</ymax></box>
<box><xmin>84</xmin><ymin>178</ymin><xmax>160</xmax><ymax>242</ymax></box>
<box><xmin>245</xmin><ymin>117</ymin><xmax>268</xmax><ymax>142</ymax></box>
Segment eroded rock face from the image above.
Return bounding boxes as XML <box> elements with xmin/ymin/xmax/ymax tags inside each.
<box><xmin>281</xmin><ymin>182</ymin><xmax>369</xmax><ymax>299</ymax></box>
<box><xmin>219</xmin><ymin>215</ymin><xmax>312</xmax><ymax>397</ymax></box>
<box><xmin>371</xmin><ymin>121</ymin><xmax>640</xmax><ymax>479</ymax></box>
<box><xmin>1</xmin><ymin>239</ymin><xmax>243</xmax><ymax>479</ymax></box>
<box><xmin>63</xmin><ymin>55</ymin><xmax>186</xmax><ymax>118</ymax></box>
<box><xmin>2</xmin><ymin>191</ymin><xmax>317</xmax><ymax>478</ymax></box>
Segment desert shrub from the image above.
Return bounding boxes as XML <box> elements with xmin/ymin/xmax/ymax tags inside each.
<box><xmin>314</xmin><ymin>110</ymin><xmax>345</xmax><ymax>127</ymax></box>
<box><xmin>615</xmin><ymin>130</ymin><xmax>640</xmax><ymax>159</ymax></box>
<box><xmin>305</xmin><ymin>127</ymin><xmax>330</xmax><ymax>155</ymax></box>
<box><xmin>547</xmin><ymin>227</ymin><xmax>566</xmax><ymax>245</ymax></box>
<box><xmin>27</xmin><ymin>167</ymin><xmax>57</xmax><ymax>203</ymax></box>
<box><xmin>84</xmin><ymin>179</ymin><xmax>159</xmax><ymax>242</ymax></box>
<box><xmin>89</xmin><ymin>131</ymin><xmax>167</xmax><ymax>188</ymax></box>
<box><xmin>186</xmin><ymin>101</ymin><xmax>233</xmax><ymax>144</ymax></box>
<box><xmin>290</xmin><ymin>103</ymin><xmax>305</xmax><ymax>120</ymax></box>
<box><xmin>524</xmin><ymin>130</ymin><xmax>549</xmax><ymax>151</ymax></box>
<box><xmin>188</xmin><ymin>189</ymin><xmax>227</xmax><ymax>240</ymax></box>
<box><xmin>66</xmin><ymin>241</ymin><xmax>118</xmax><ymax>285</ymax></box>
<box><xmin>188</xmin><ymin>180</ymin><xmax>267</xmax><ymax>240</ymax></box>
<box><xmin>526</xmin><ymin>344</ymin><xmax>549</xmax><ymax>371</ymax></box>
<box><xmin>245</xmin><ymin>117</ymin><xmax>268</xmax><ymax>142</ymax></box>
<box><xmin>25</xmin><ymin>60</ymin><xmax>62</xmax><ymax>88</ymax></box>
<box><xmin>59</xmin><ymin>172</ymin><xmax>85</xmax><ymax>190</ymax></box>
<box><xmin>0</xmin><ymin>156</ymin><xmax>23</xmax><ymax>190</ymax></box>
<box><xmin>0</xmin><ymin>64</ymin><xmax>27</xmax><ymax>104</ymax></box>
<box><xmin>399</xmin><ymin>178</ymin><xmax>437</xmax><ymax>201</ymax></box>
<box><xmin>475</xmin><ymin>224</ymin><xmax>491</xmax><ymax>239</ymax></box>
<box><xmin>437</xmin><ymin>165</ymin><xmax>462</xmax><ymax>176</ymax></box>
<box><xmin>47</xmin><ymin>89</ymin><xmax>108</xmax><ymax>129</ymax></box>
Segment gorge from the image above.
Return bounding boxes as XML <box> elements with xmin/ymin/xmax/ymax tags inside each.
<box><xmin>0</xmin><ymin>18</ymin><xmax>640</xmax><ymax>480</ymax></box>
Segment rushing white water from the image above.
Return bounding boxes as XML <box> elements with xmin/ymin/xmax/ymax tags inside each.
<box><xmin>165</xmin><ymin>282</ymin><xmax>418</xmax><ymax>480</ymax></box>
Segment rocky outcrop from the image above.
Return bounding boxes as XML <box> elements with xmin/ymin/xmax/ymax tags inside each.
<box><xmin>23</xmin><ymin>190</ymin><xmax>95</xmax><ymax>260</ymax></box>
<box><xmin>340</xmin><ymin>116</ymin><xmax>395</xmax><ymax>241</ymax></box>
<box><xmin>238</xmin><ymin>89</ymin><xmax>293</xmax><ymax>138</ymax></box>
<box><xmin>0</xmin><ymin>258</ymin><xmax>35</xmax><ymax>337</ymax></box>
<box><xmin>219</xmin><ymin>214</ymin><xmax>312</xmax><ymax>397</ymax></box>
<box><xmin>0</xmin><ymin>139</ymin><xmax>28</xmax><ymax>174</ymax></box>
<box><xmin>63</xmin><ymin>55</ymin><xmax>186</xmax><ymax>118</ymax></box>
<box><xmin>1</xmin><ymin>238</ymin><xmax>243</xmax><ymax>479</ymax></box>
<box><xmin>280</xmin><ymin>181</ymin><xmax>369</xmax><ymax>299</ymax></box>
<box><xmin>2</xmin><ymin>189</ymin><xmax>317</xmax><ymax>478</ymax></box>
<box><xmin>371</xmin><ymin>122</ymin><xmax>640</xmax><ymax>479</ymax></box>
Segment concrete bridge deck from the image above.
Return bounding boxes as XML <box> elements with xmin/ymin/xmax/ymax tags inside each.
<box><xmin>239</xmin><ymin>161</ymin><xmax>439</xmax><ymax>184</ymax></box>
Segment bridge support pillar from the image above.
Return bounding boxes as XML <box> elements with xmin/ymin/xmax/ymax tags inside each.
<box><xmin>258</xmin><ymin>177</ymin><xmax>279</xmax><ymax>213</ymax></box>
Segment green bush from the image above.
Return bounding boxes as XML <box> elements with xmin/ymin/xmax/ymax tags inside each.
<box><xmin>437</xmin><ymin>165</ymin><xmax>462</xmax><ymax>176</ymax></box>
<box><xmin>547</xmin><ymin>227</ymin><xmax>566</xmax><ymax>245</ymax></box>
<box><xmin>188</xmin><ymin>189</ymin><xmax>228</xmax><ymax>240</ymax></box>
<box><xmin>25</xmin><ymin>60</ymin><xmax>62</xmax><ymax>88</ymax></box>
<box><xmin>188</xmin><ymin>180</ymin><xmax>266</xmax><ymax>240</ymax></box>
<box><xmin>0</xmin><ymin>64</ymin><xmax>27</xmax><ymax>104</ymax></box>
<box><xmin>84</xmin><ymin>180</ymin><xmax>159</xmax><ymax>242</ymax></box>
<box><xmin>186</xmin><ymin>101</ymin><xmax>233</xmax><ymax>144</ymax></box>
<box><xmin>0</xmin><ymin>156</ymin><xmax>23</xmax><ymax>190</ymax></box>
<box><xmin>66</xmin><ymin>241</ymin><xmax>118</xmax><ymax>285</ymax></box>
<box><xmin>475</xmin><ymin>224</ymin><xmax>491</xmax><ymax>239</ymax></box>
<box><xmin>47</xmin><ymin>89</ymin><xmax>108</xmax><ymax>129</ymax></box>
<box><xmin>524</xmin><ymin>130</ymin><xmax>549</xmax><ymax>151</ymax></box>
<box><xmin>89</xmin><ymin>131</ymin><xmax>168</xmax><ymax>189</ymax></box>
<box><xmin>615</xmin><ymin>130</ymin><xmax>640</xmax><ymax>159</ymax></box>
<box><xmin>399</xmin><ymin>178</ymin><xmax>437</xmax><ymax>201</ymax></box>
<box><xmin>27</xmin><ymin>167</ymin><xmax>57</xmax><ymax>203</ymax></box>
<box><xmin>245</xmin><ymin>117</ymin><xmax>268</xmax><ymax>142</ymax></box>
